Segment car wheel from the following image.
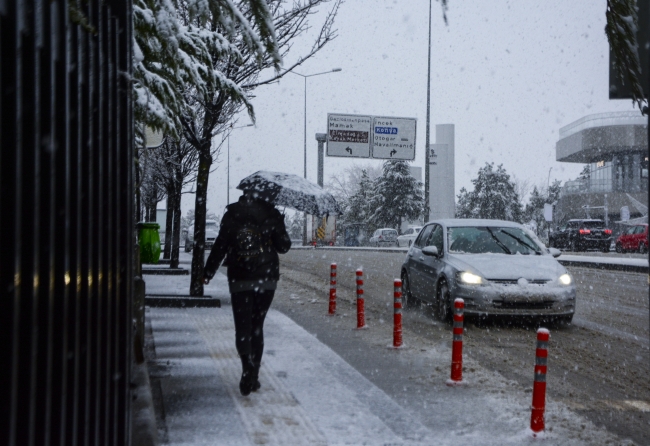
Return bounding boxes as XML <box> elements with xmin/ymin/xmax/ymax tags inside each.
<box><xmin>640</xmin><ymin>242</ymin><xmax>647</xmax><ymax>254</ymax></box>
<box><xmin>408</xmin><ymin>240</ymin><xmax>412</xmax><ymax>247</ymax></box>
<box><xmin>570</xmin><ymin>240</ymin><xmax>577</xmax><ymax>252</ymax></box>
<box><xmin>436</xmin><ymin>281</ymin><xmax>451</xmax><ymax>323</ymax></box>
<box><xmin>401</xmin><ymin>272</ymin><xmax>418</xmax><ymax>308</ymax></box>
<box><xmin>184</xmin><ymin>242</ymin><xmax>191</xmax><ymax>252</ymax></box>
<box><xmin>615</xmin><ymin>243</ymin><xmax>623</xmax><ymax>253</ymax></box>
<box><xmin>602</xmin><ymin>244</ymin><xmax>610</xmax><ymax>253</ymax></box>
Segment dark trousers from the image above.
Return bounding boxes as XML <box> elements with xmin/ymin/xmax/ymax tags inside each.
<box><xmin>231</xmin><ymin>289</ymin><xmax>275</xmax><ymax>367</ymax></box>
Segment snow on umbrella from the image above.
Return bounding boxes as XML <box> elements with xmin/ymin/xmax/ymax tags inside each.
<box><xmin>236</xmin><ymin>171</ymin><xmax>342</xmax><ymax>217</ymax></box>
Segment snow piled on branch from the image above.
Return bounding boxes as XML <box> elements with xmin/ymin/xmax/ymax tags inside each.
<box><xmin>133</xmin><ymin>0</ymin><xmax>281</xmax><ymax>138</ymax></box>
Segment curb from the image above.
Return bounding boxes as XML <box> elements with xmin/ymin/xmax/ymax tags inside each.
<box><xmin>557</xmin><ymin>259</ymin><xmax>648</xmax><ymax>274</ymax></box>
<box><xmin>142</xmin><ymin>268</ymin><xmax>189</xmax><ymax>275</ymax></box>
<box><xmin>145</xmin><ymin>295</ymin><xmax>221</xmax><ymax>308</ymax></box>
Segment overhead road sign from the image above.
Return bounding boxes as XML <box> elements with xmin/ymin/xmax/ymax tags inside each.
<box><xmin>327</xmin><ymin>113</ymin><xmax>372</xmax><ymax>158</ymax></box>
<box><xmin>327</xmin><ymin>113</ymin><xmax>417</xmax><ymax>160</ymax></box>
<box><xmin>371</xmin><ymin>116</ymin><xmax>417</xmax><ymax>160</ymax></box>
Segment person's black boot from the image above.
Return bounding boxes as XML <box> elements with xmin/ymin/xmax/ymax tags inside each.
<box><xmin>239</xmin><ymin>355</ymin><xmax>255</xmax><ymax>396</ymax></box>
<box><xmin>251</xmin><ymin>362</ymin><xmax>261</xmax><ymax>392</ymax></box>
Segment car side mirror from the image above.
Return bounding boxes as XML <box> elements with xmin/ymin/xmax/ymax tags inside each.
<box><xmin>422</xmin><ymin>246</ymin><xmax>439</xmax><ymax>257</ymax></box>
<box><xmin>548</xmin><ymin>247</ymin><xmax>561</xmax><ymax>258</ymax></box>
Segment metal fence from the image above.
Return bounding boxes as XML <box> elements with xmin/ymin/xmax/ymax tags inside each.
<box><xmin>1</xmin><ymin>0</ymin><xmax>134</xmax><ymax>445</ymax></box>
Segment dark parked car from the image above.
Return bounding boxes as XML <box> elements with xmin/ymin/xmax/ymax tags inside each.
<box><xmin>400</xmin><ymin>219</ymin><xmax>576</xmax><ymax>323</ymax></box>
<box><xmin>615</xmin><ymin>223</ymin><xmax>648</xmax><ymax>253</ymax></box>
<box><xmin>548</xmin><ymin>219</ymin><xmax>612</xmax><ymax>252</ymax></box>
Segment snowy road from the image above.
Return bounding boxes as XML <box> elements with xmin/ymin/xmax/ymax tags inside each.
<box><xmin>144</xmin><ymin>265</ymin><xmax>631</xmax><ymax>445</ymax></box>
<box><xmin>278</xmin><ymin>249</ymin><xmax>650</xmax><ymax>445</ymax></box>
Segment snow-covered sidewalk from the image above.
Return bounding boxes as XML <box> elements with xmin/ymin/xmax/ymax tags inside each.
<box><xmin>144</xmin><ymin>272</ymin><xmax>629</xmax><ymax>446</ymax></box>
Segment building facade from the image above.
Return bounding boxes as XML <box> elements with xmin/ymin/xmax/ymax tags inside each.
<box><xmin>555</xmin><ymin>112</ymin><xmax>648</xmax><ymax>225</ymax></box>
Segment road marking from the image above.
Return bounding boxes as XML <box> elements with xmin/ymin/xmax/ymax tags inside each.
<box><xmin>572</xmin><ymin>317</ymin><xmax>650</xmax><ymax>349</ymax></box>
<box><xmin>624</xmin><ymin>400</ymin><xmax>650</xmax><ymax>412</ymax></box>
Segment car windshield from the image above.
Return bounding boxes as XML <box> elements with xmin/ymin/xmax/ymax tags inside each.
<box><xmin>448</xmin><ymin>226</ymin><xmax>543</xmax><ymax>255</ymax></box>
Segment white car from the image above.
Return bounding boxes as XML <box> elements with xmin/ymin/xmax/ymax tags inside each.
<box><xmin>369</xmin><ymin>228</ymin><xmax>398</xmax><ymax>247</ymax></box>
<box><xmin>184</xmin><ymin>219</ymin><xmax>219</xmax><ymax>252</ymax></box>
<box><xmin>397</xmin><ymin>226</ymin><xmax>422</xmax><ymax>247</ymax></box>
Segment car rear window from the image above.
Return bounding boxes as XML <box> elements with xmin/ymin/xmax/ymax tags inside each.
<box><xmin>580</xmin><ymin>221</ymin><xmax>605</xmax><ymax>228</ymax></box>
<box><xmin>383</xmin><ymin>230</ymin><xmax>397</xmax><ymax>236</ymax></box>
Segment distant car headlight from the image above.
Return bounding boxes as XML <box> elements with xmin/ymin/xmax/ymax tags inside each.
<box><xmin>458</xmin><ymin>271</ymin><xmax>483</xmax><ymax>285</ymax></box>
<box><xmin>558</xmin><ymin>273</ymin><xmax>572</xmax><ymax>285</ymax></box>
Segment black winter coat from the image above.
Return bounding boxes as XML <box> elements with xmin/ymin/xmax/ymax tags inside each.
<box><xmin>204</xmin><ymin>195</ymin><xmax>291</xmax><ymax>285</ymax></box>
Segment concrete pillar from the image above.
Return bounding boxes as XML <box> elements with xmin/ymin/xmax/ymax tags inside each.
<box><xmin>429</xmin><ymin>124</ymin><xmax>455</xmax><ymax>220</ymax></box>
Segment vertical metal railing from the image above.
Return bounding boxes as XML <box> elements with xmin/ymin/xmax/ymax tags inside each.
<box><xmin>0</xmin><ymin>0</ymin><xmax>134</xmax><ymax>445</ymax></box>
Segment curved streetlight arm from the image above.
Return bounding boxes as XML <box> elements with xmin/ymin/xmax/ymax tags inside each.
<box><xmin>291</xmin><ymin>68</ymin><xmax>342</xmax><ymax>78</ymax></box>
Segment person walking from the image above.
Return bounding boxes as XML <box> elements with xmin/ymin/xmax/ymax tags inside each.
<box><xmin>203</xmin><ymin>191</ymin><xmax>292</xmax><ymax>396</ymax></box>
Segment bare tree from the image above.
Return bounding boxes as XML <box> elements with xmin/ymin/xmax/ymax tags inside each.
<box><xmin>325</xmin><ymin>163</ymin><xmax>382</xmax><ymax>204</ymax></box>
<box><xmin>153</xmin><ymin>137</ymin><xmax>200</xmax><ymax>267</ymax></box>
<box><xmin>511</xmin><ymin>175</ymin><xmax>532</xmax><ymax>212</ymax></box>
<box><xmin>183</xmin><ymin>0</ymin><xmax>342</xmax><ymax>296</ymax></box>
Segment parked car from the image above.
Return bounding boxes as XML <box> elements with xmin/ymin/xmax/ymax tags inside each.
<box><xmin>548</xmin><ymin>219</ymin><xmax>612</xmax><ymax>252</ymax></box>
<box><xmin>369</xmin><ymin>228</ymin><xmax>398</xmax><ymax>247</ymax></box>
<box><xmin>400</xmin><ymin>219</ymin><xmax>576</xmax><ymax>323</ymax></box>
<box><xmin>615</xmin><ymin>223</ymin><xmax>648</xmax><ymax>253</ymax></box>
<box><xmin>397</xmin><ymin>226</ymin><xmax>423</xmax><ymax>247</ymax></box>
<box><xmin>184</xmin><ymin>220</ymin><xmax>219</xmax><ymax>252</ymax></box>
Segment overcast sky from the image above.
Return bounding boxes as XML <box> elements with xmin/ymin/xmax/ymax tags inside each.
<box><xmin>179</xmin><ymin>0</ymin><xmax>637</xmax><ymax>218</ymax></box>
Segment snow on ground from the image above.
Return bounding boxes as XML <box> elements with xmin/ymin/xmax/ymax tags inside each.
<box><xmin>144</xmin><ymin>267</ymin><xmax>630</xmax><ymax>445</ymax></box>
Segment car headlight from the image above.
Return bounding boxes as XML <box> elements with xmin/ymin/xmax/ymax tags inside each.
<box><xmin>458</xmin><ymin>271</ymin><xmax>483</xmax><ymax>285</ymax></box>
<box><xmin>558</xmin><ymin>273</ymin><xmax>572</xmax><ymax>285</ymax></box>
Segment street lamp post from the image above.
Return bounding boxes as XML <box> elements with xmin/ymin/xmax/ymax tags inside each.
<box><xmin>424</xmin><ymin>0</ymin><xmax>433</xmax><ymax>223</ymax></box>
<box><xmin>227</xmin><ymin>123</ymin><xmax>254</xmax><ymax>205</ymax></box>
<box><xmin>290</xmin><ymin>68</ymin><xmax>342</xmax><ymax>244</ymax></box>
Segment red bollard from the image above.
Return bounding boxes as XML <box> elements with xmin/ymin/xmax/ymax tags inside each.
<box><xmin>530</xmin><ymin>328</ymin><xmax>550</xmax><ymax>435</ymax></box>
<box><xmin>392</xmin><ymin>279</ymin><xmax>403</xmax><ymax>347</ymax></box>
<box><xmin>328</xmin><ymin>263</ymin><xmax>337</xmax><ymax>315</ymax></box>
<box><xmin>356</xmin><ymin>269</ymin><xmax>366</xmax><ymax>328</ymax></box>
<box><xmin>447</xmin><ymin>298</ymin><xmax>464</xmax><ymax>386</ymax></box>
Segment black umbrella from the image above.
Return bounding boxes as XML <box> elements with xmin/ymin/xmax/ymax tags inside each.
<box><xmin>236</xmin><ymin>171</ymin><xmax>342</xmax><ymax>217</ymax></box>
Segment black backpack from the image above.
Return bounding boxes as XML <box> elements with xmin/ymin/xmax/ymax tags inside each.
<box><xmin>233</xmin><ymin>215</ymin><xmax>268</xmax><ymax>270</ymax></box>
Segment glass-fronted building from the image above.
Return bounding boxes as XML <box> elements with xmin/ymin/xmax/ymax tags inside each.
<box><xmin>555</xmin><ymin>111</ymin><xmax>648</xmax><ymax>225</ymax></box>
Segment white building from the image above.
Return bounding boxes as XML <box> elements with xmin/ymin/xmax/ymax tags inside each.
<box><xmin>428</xmin><ymin>124</ymin><xmax>456</xmax><ymax>221</ymax></box>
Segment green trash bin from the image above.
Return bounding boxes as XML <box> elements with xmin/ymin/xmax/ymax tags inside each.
<box><xmin>137</xmin><ymin>222</ymin><xmax>161</xmax><ymax>264</ymax></box>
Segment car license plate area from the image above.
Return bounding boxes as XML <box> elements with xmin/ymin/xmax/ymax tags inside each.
<box><xmin>493</xmin><ymin>300</ymin><xmax>554</xmax><ymax>310</ymax></box>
